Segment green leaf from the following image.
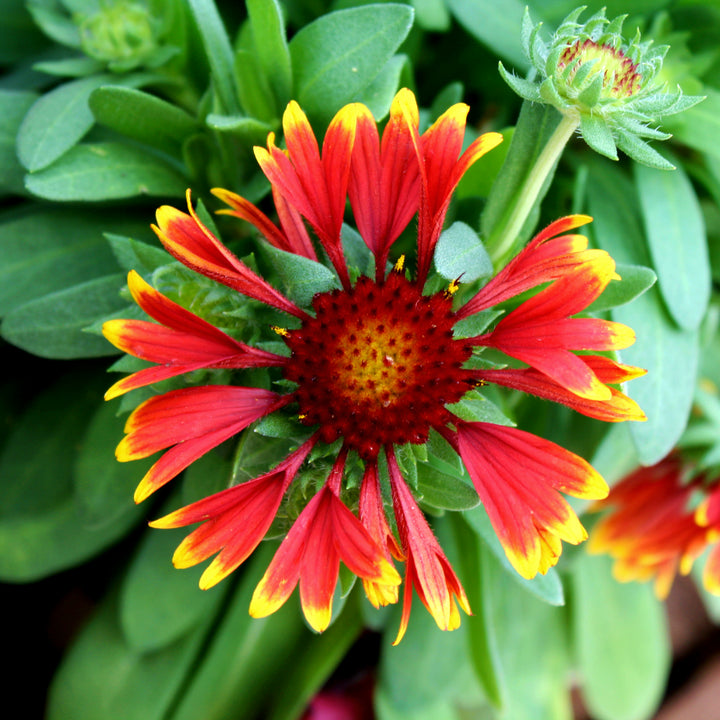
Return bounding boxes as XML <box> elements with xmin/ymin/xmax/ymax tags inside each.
<box><xmin>341</xmin><ymin>223</ymin><xmax>375</xmax><ymax>276</ymax></box>
<box><xmin>105</xmin><ymin>234</ymin><xmax>172</xmax><ymax>275</ymax></box>
<box><xmin>447</xmin><ymin>388</ymin><xmax>515</xmax><ymax>426</ymax></box>
<box><xmin>169</xmin><ymin>543</ymin><xmax>308</xmax><ymax>720</ymax></box>
<box><xmin>614</xmin><ymin>130</ymin><xmax>675</xmax><ymax>170</ymax></box>
<box><xmin>447</xmin><ymin>514</ymin><xmax>503</xmax><ymax>708</ymax></box>
<box><xmin>25</xmin><ymin>141</ymin><xmax>187</xmax><ymax>201</ymax></box>
<box><xmin>289</xmin><ymin>4</ymin><xmax>414</xmax><ymax>124</ymax></box>
<box><xmin>33</xmin><ymin>55</ymin><xmax>105</xmax><ymax>77</ymax></box>
<box><xmin>434</xmin><ymin>221</ymin><xmax>493</xmax><ymax>283</ymax></box>
<box><xmin>589</xmin><ymin>424</ymin><xmax>639</xmax><ymax>490</ymax></box>
<box><xmin>120</xmin><ymin>500</ymin><xmax>228</xmax><ymax>653</ymax></box>
<box><xmin>665</xmin><ymin>86</ymin><xmax>720</xmax><ymax>160</ymax></box>
<box><xmin>587</xmin><ymin>161</ymin><xmax>699</xmax><ymax>464</ymax></box>
<box><xmin>622</xmin><ymin>290</ymin><xmax>699</xmax><ymax>465</ymax></box>
<box><xmin>1</xmin><ymin>272</ymin><xmax>127</xmax><ymax>358</ymax></box>
<box><xmin>411</xmin><ymin>0</ymin><xmax>450</xmax><ymax>31</ymax></box>
<box><xmin>17</xmin><ymin>74</ymin><xmax>113</xmax><ymax>172</ymax></box>
<box><xmin>634</xmin><ymin>156</ymin><xmax>710</xmax><ymax>330</ymax></box>
<box><xmin>259</xmin><ymin>242</ymin><xmax>340</xmax><ymax>306</ymax></box>
<box><xmin>0</xmin><ymin>90</ymin><xmax>37</xmax><ymax>193</ymax></box>
<box><xmin>0</xmin><ymin>372</ymin><xmax>142</xmax><ymax>581</ymax></box>
<box><xmin>205</xmin><ymin>111</ymin><xmax>273</xmax><ymax>143</ymax></box>
<box><xmin>47</xmin><ymin>588</ymin><xmax>215</xmax><ymax>720</ymax></box>
<box><xmin>378</xmin><ymin>526</ymin><xmax>484</xmax><ymax>714</ymax></box>
<box><xmin>267</xmin><ymin>591</ymin><xmax>365</xmax><ymax>720</ymax></box>
<box><xmin>572</xmin><ymin>552</ymin><xmax>670</xmax><ymax>720</ymax></box>
<box><xmin>246</xmin><ymin>0</ymin><xmax>292</xmax><ymax>110</ymax></box>
<box><xmin>0</xmin><ymin>373</ymin><xmax>105</xmax><ymax>519</ymax></box>
<box><xmin>73</xmin><ymin>400</ymin><xmax>149</xmax><ymax>528</ymax></box>
<box><xmin>233</xmin><ymin>50</ymin><xmax>279</xmax><ymax>125</ymax></box>
<box><xmin>463</xmin><ymin>504</ymin><xmax>565</xmax><ymax>606</ymax></box>
<box><xmin>416</xmin><ymin>462</ymin><xmax>479</xmax><ymax>511</ymax></box>
<box><xmin>445</xmin><ymin>0</ymin><xmax>529</xmax><ymax>70</ymax></box>
<box><xmin>353</xmin><ymin>54</ymin><xmax>408</xmax><ymax>121</ymax></box>
<box><xmin>0</xmin><ymin>206</ymin><xmax>145</xmax><ymax>316</ymax></box>
<box><xmin>586</xmin><ymin>263</ymin><xmax>657</xmax><ymax>314</ymax></box>
<box><xmin>89</xmin><ymin>86</ymin><xmax>200</xmax><ymax>156</ymax></box>
<box><xmin>481</xmin><ymin>540</ymin><xmax>572</xmax><ymax>720</ymax></box>
<box><xmin>186</xmin><ymin>0</ymin><xmax>240</xmax><ymax>114</ymax></box>
<box><xmin>26</xmin><ymin>0</ymin><xmax>81</xmax><ymax>49</ymax></box>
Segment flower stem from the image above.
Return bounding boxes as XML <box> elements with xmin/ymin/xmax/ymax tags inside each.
<box><xmin>489</xmin><ymin>112</ymin><xmax>580</xmax><ymax>264</ymax></box>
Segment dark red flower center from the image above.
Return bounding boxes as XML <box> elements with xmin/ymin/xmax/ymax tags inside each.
<box><xmin>283</xmin><ymin>272</ymin><xmax>472</xmax><ymax>458</ymax></box>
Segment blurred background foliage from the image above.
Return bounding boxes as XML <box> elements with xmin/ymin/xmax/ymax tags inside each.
<box><xmin>2</xmin><ymin>0</ymin><xmax>720</xmax><ymax>718</ymax></box>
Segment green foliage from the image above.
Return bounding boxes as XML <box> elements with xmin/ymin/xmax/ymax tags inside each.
<box><xmin>289</xmin><ymin>4</ymin><xmax>413</xmax><ymax>124</ymax></box>
<box><xmin>4</xmin><ymin>1</ymin><xmax>720</xmax><ymax>718</ymax></box>
<box><xmin>571</xmin><ymin>553</ymin><xmax>671</xmax><ymax>720</ymax></box>
<box><xmin>587</xmin><ymin>160</ymin><xmax>700</xmax><ymax>465</ymax></box>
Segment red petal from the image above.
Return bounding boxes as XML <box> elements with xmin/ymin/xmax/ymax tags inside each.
<box><xmin>455</xmin><ymin>421</ymin><xmax>607</xmax><ymax>578</ymax></box>
<box><xmin>119</xmin><ymin>386</ymin><xmax>281</xmax><ymax>459</ymax></box>
<box><xmin>153</xmin><ymin>193</ymin><xmax>305</xmax><ymax>319</ymax></box>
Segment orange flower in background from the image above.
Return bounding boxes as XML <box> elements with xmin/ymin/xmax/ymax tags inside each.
<box><xmin>590</xmin><ymin>456</ymin><xmax>720</xmax><ymax>599</ymax></box>
<box><xmin>103</xmin><ymin>88</ymin><xmax>645</xmax><ymax>637</ymax></box>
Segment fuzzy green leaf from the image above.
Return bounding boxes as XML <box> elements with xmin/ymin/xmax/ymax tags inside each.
<box><xmin>588</xmin><ymin>161</ymin><xmax>698</xmax><ymax>464</ymax></box>
<box><xmin>614</xmin><ymin>129</ymin><xmax>675</xmax><ymax>170</ymax></box>
<box><xmin>446</xmin><ymin>0</ymin><xmax>528</xmax><ymax>69</ymax></box>
<box><xmin>89</xmin><ymin>86</ymin><xmax>200</xmax><ymax>155</ymax></box>
<box><xmin>186</xmin><ymin>0</ymin><xmax>240</xmax><ymax>114</ymax></box>
<box><xmin>259</xmin><ymin>242</ymin><xmax>339</xmax><ymax>306</ymax></box>
<box><xmin>17</xmin><ymin>74</ymin><xmax>113</xmax><ymax>172</ymax></box>
<box><xmin>353</xmin><ymin>54</ymin><xmax>408</xmax><ymax>122</ymax></box>
<box><xmin>246</xmin><ymin>0</ymin><xmax>292</xmax><ymax>110</ymax></box>
<box><xmin>434</xmin><ymin>221</ymin><xmax>493</xmax><ymax>283</ymax></box>
<box><xmin>1</xmin><ymin>273</ymin><xmax>127</xmax><ymax>358</ymax></box>
<box><xmin>498</xmin><ymin>63</ymin><xmax>541</xmax><ymax>102</ymax></box>
<box><xmin>0</xmin><ymin>90</ymin><xmax>37</xmax><ymax>193</ymax></box>
<box><xmin>634</xmin><ymin>156</ymin><xmax>710</xmax><ymax>331</ymax></box>
<box><xmin>572</xmin><ymin>552</ymin><xmax>670</xmax><ymax>720</ymax></box>
<box><xmin>25</xmin><ymin>141</ymin><xmax>187</xmax><ymax>201</ymax></box>
<box><xmin>289</xmin><ymin>4</ymin><xmax>413</xmax><ymax>124</ymax></box>
<box><xmin>587</xmin><ymin>263</ymin><xmax>656</xmax><ymax>314</ymax></box>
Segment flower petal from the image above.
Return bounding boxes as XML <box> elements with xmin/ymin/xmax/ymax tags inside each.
<box><xmin>153</xmin><ymin>192</ymin><xmax>305</xmax><ymax>319</ymax></box>
<box><xmin>454</xmin><ymin>421</ymin><xmax>606</xmax><ymax>578</ymax></box>
<box><xmin>458</xmin><ymin>215</ymin><xmax>595</xmax><ymax>317</ymax></box>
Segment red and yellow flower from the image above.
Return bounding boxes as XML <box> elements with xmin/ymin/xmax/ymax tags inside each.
<box><xmin>590</xmin><ymin>456</ymin><xmax>720</xmax><ymax>598</ymax></box>
<box><xmin>103</xmin><ymin>88</ymin><xmax>645</xmax><ymax>637</ymax></box>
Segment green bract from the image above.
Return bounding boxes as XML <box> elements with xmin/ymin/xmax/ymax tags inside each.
<box><xmin>499</xmin><ymin>7</ymin><xmax>705</xmax><ymax>169</ymax></box>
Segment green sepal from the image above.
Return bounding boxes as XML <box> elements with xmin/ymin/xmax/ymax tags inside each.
<box><xmin>497</xmin><ymin>62</ymin><xmax>541</xmax><ymax>102</ymax></box>
<box><xmin>434</xmin><ymin>221</ymin><xmax>493</xmax><ymax>283</ymax></box>
<box><xmin>579</xmin><ymin>113</ymin><xmax>618</xmax><ymax>160</ymax></box>
<box><xmin>614</xmin><ymin>128</ymin><xmax>676</xmax><ymax>170</ymax></box>
<box><xmin>259</xmin><ymin>242</ymin><xmax>339</xmax><ymax>306</ymax></box>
